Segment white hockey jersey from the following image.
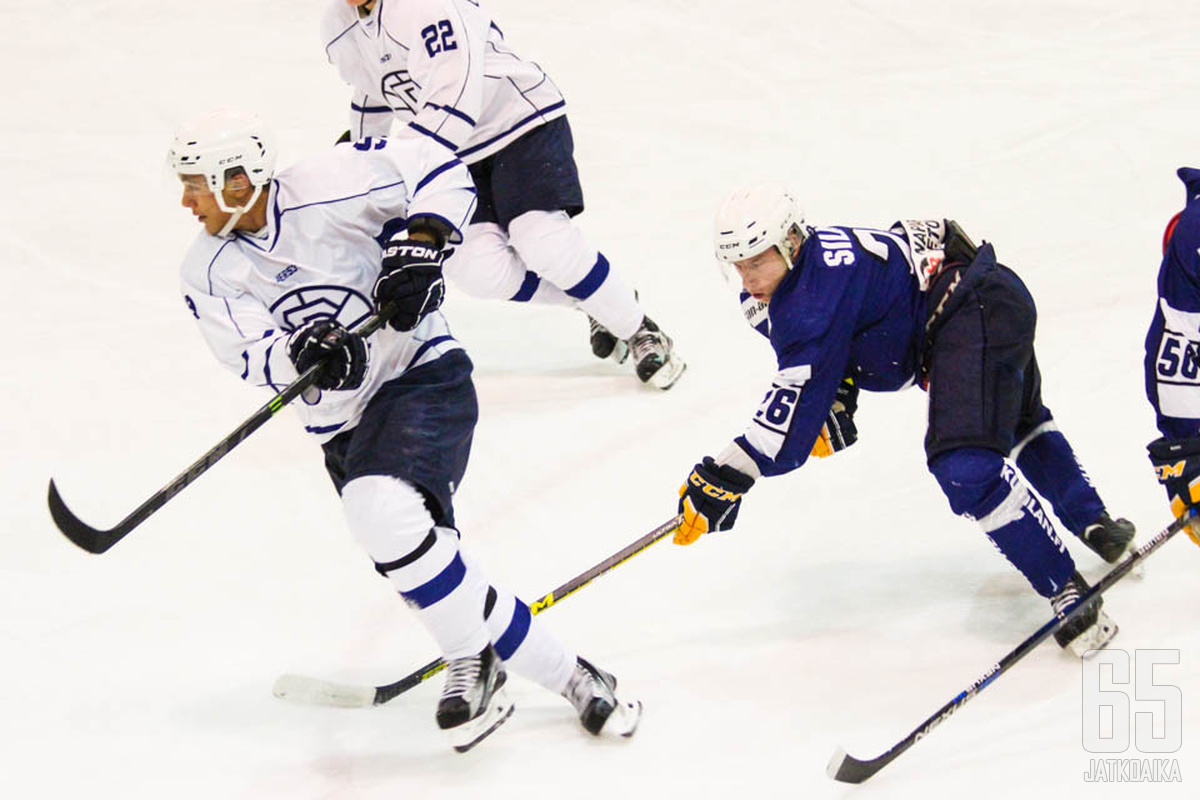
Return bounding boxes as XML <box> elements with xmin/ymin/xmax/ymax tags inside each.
<box><xmin>321</xmin><ymin>0</ymin><xmax>567</xmax><ymax>164</ymax></box>
<box><xmin>179</xmin><ymin>137</ymin><xmax>477</xmax><ymax>442</ymax></box>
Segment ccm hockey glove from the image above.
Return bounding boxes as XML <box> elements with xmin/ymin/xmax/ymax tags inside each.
<box><xmin>676</xmin><ymin>456</ymin><xmax>755</xmax><ymax>545</ymax></box>
<box><xmin>374</xmin><ymin>242</ymin><xmax>447</xmax><ymax>332</ymax></box>
<box><xmin>1147</xmin><ymin>436</ymin><xmax>1200</xmax><ymax>546</ymax></box>
<box><xmin>811</xmin><ymin>377</ymin><xmax>859</xmax><ymax>458</ymax></box>
<box><xmin>287</xmin><ymin>318</ymin><xmax>368</xmax><ymax>391</ymax></box>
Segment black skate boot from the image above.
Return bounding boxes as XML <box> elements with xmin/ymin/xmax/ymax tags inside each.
<box><xmin>628</xmin><ymin>316</ymin><xmax>686</xmax><ymax>390</ymax></box>
<box><xmin>1051</xmin><ymin>571</ymin><xmax>1118</xmax><ymax>658</ymax></box>
<box><xmin>561</xmin><ymin>656</ymin><xmax>642</xmax><ymax>737</ymax></box>
<box><xmin>1080</xmin><ymin>512</ymin><xmax>1136</xmax><ymax>564</ymax></box>
<box><xmin>588</xmin><ymin>315</ymin><xmax>629</xmax><ymax>364</ymax></box>
<box><xmin>436</xmin><ymin>644</ymin><xmax>514</xmax><ymax>752</ymax></box>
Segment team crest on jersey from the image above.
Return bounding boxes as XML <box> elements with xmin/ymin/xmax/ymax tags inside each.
<box><xmin>380</xmin><ymin>70</ymin><xmax>420</xmax><ymax>114</ymax></box>
<box><xmin>269</xmin><ymin>285</ymin><xmax>373</xmax><ymax>332</ymax></box>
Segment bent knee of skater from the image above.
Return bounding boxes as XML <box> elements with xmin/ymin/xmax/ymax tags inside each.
<box><xmin>929</xmin><ymin>447</ymin><xmax>1011</xmax><ymax>517</ymax></box>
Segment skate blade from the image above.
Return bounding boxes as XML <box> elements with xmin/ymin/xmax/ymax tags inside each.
<box><xmin>603</xmin><ymin>699</ymin><xmax>643</xmax><ymax>738</ymax></box>
<box><xmin>449</xmin><ymin>688</ymin><xmax>514</xmax><ymax>753</ymax></box>
<box><xmin>647</xmin><ymin>356</ymin><xmax>687</xmax><ymax>390</ymax></box>
<box><xmin>1071</xmin><ymin>611</ymin><xmax>1119</xmax><ymax>659</ymax></box>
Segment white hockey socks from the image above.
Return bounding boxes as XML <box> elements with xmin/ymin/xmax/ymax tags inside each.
<box><xmin>476</xmin><ymin>576</ymin><xmax>576</xmax><ymax>694</ymax></box>
<box><xmin>508</xmin><ymin>210</ymin><xmax>644</xmax><ymax>338</ymax></box>
<box><xmin>341</xmin><ymin>476</ymin><xmax>490</xmax><ymax>659</ymax></box>
<box><xmin>444</xmin><ymin>222</ymin><xmax>575</xmax><ymax>307</ymax></box>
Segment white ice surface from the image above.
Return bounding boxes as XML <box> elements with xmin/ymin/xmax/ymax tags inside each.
<box><xmin>2</xmin><ymin>1</ymin><xmax>1198</xmax><ymax>798</ymax></box>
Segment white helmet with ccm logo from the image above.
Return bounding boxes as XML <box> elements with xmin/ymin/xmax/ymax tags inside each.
<box><xmin>169</xmin><ymin>108</ymin><xmax>277</xmax><ymax>237</ymax></box>
<box><xmin>713</xmin><ymin>185</ymin><xmax>806</xmax><ymax>266</ymax></box>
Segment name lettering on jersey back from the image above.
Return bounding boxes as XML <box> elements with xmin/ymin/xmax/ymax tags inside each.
<box><xmin>816</xmin><ymin>227</ymin><xmax>855</xmax><ymax>267</ymax></box>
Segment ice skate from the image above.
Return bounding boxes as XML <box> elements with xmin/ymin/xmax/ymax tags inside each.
<box><xmin>628</xmin><ymin>316</ymin><xmax>686</xmax><ymax>390</ymax></box>
<box><xmin>1051</xmin><ymin>571</ymin><xmax>1118</xmax><ymax>658</ymax></box>
<box><xmin>561</xmin><ymin>656</ymin><xmax>642</xmax><ymax>737</ymax></box>
<box><xmin>588</xmin><ymin>315</ymin><xmax>629</xmax><ymax>364</ymax></box>
<box><xmin>1080</xmin><ymin>512</ymin><xmax>1136</xmax><ymax>564</ymax></box>
<box><xmin>436</xmin><ymin>644</ymin><xmax>514</xmax><ymax>752</ymax></box>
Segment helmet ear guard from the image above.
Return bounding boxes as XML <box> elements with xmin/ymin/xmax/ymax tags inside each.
<box><xmin>713</xmin><ymin>185</ymin><xmax>806</xmax><ymax>268</ymax></box>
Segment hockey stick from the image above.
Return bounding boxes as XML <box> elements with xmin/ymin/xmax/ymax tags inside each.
<box><xmin>827</xmin><ymin>514</ymin><xmax>1193</xmax><ymax>784</ymax></box>
<box><xmin>272</xmin><ymin>513</ymin><xmax>683</xmax><ymax>708</ymax></box>
<box><xmin>47</xmin><ymin>308</ymin><xmax>395</xmax><ymax>555</ymax></box>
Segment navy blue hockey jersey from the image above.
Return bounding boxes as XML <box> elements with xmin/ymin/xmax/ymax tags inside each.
<box><xmin>1145</xmin><ymin>167</ymin><xmax>1200</xmax><ymax>440</ymax></box>
<box><xmin>733</xmin><ymin>225</ymin><xmax>926</xmax><ymax>477</ymax></box>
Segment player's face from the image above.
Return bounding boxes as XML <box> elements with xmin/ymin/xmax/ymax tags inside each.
<box><xmin>179</xmin><ymin>175</ymin><xmax>233</xmax><ymax>236</ymax></box>
<box><xmin>734</xmin><ymin>248</ymin><xmax>789</xmax><ymax>302</ymax></box>
<box><xmin>345</xmin><ymin>0</ymin><xmax>373</xmax><ymax>7</ymax></box>
<box><xmin>179</xmin><ymin>175</ymin><xmax>256</xmax><ymax>236</ymax></box>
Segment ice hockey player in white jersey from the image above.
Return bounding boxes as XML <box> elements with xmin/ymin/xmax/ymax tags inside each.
<box><xmin>320</xmin><ymin>0</ymin><xmax>686</xmax><ymax>389</ymax></box>
<box><xmin>172</xmin><ymin>107</ymin><xmax>641</xmax><ymax>751</ymax></box>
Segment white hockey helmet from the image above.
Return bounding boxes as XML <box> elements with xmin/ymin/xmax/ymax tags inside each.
<box><xmin>169</xmin><ymin>108</ymin><xmax>275</xmax><ymax>202</ymax></box>
<box><xmin>713</xmin><ymin>185</ymin><xmax>806</xmax><ymax>266</ymax></box>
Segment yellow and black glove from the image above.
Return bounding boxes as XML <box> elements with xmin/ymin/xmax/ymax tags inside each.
<box><xmin>676</xmin><ymin>457</ymin><xmax>755</xmax><ymax>545</ymax></box>
<box><xmin>811</xmin><ymin>377</ymin><xmax>858</xmax><ymax>458</ymax></box>
<box><xmin>1148</xmin><ymin>436</ymin><xmax>1200</xmax><ymax>546</ymax></box>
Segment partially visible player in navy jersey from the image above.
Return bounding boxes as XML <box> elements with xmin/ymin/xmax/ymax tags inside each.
<box><xmin>1145</xmin><ymin>167</ymin><xmax>1200</xmax><ymax>547</ymax></box>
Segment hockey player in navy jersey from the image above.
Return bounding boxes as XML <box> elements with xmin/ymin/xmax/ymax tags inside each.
<box><xmin>675</xmin><ymin>186</ymin><xmax>1136</xmax><ymax>656</ymax></box>
<box><xmin>319</xmin><ymin>0</ymin><xmax>685</xmax><ymax>389</ymax></box>
<box><xmin>1145</xmin><ymin>167</ymin><xmax>1200</xmax><ymax>546</ymax></box>
<box><xmin>171</xmin><ymin>108</ymin><xmax>641</xmax><ymax>751</ymax></box>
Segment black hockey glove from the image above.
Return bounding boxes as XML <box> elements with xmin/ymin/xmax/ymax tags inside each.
<box><xmin>675</xmin><ymin>456</ymin><xmax>755</xmax><ymax>545</ymax></box>
<box><xmin>374</xmin><ymin>242</ymin><xmax>447</xmax><ymax>332</ymax></box>
<box><xmin>1147</xmin><ymin>436</ymin><xmax>1200</xmax><ymax>546</ymax></box>
<box><xmin>811</xmin><ymin>377</ymin><xmax>859</xmax><ymax>458</ymax></box>
<box><xmin>287</xmin><ymin>318</ymin><xmax>368</xmax><ymax>391</ymax></box>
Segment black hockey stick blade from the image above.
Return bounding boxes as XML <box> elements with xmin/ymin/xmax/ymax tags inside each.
<box><xmin>273</xmin><ymin>514</ymin><xmax>683</xmax><ymax>708</ymax></box>
<box><xmin>47</xmin><ymin>307</ymin><xmax>395</xmax><ymax>555</ymax></box>
<box><xmin>827</xmin><ymin>514</ymin><xmax>1192</xmax><ymax>784</ymax></box>
<box><xmin>47</xmin><ymin>479</ymin><xmax>132</xmax><ymax>554</ymax></box>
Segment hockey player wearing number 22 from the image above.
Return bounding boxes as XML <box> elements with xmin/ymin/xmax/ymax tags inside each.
<box><xmin>1145</xmin><ymin>166</ymin><xmax>1200</xmax><ymax>546</ymax></box>
<box><xmin>321</xmin><ymin>0</ymin><xmax>685</xmax><ymax>389</ymax></box>
<box><xmin>171</xmin><ymin>108</ymin><xmax>640</xmax><ymax>753</ymax></box>
<box><xmin>676</xmin><ymin>186</ymin><xmax>1138</xmax><ymax>657</ymax></box>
